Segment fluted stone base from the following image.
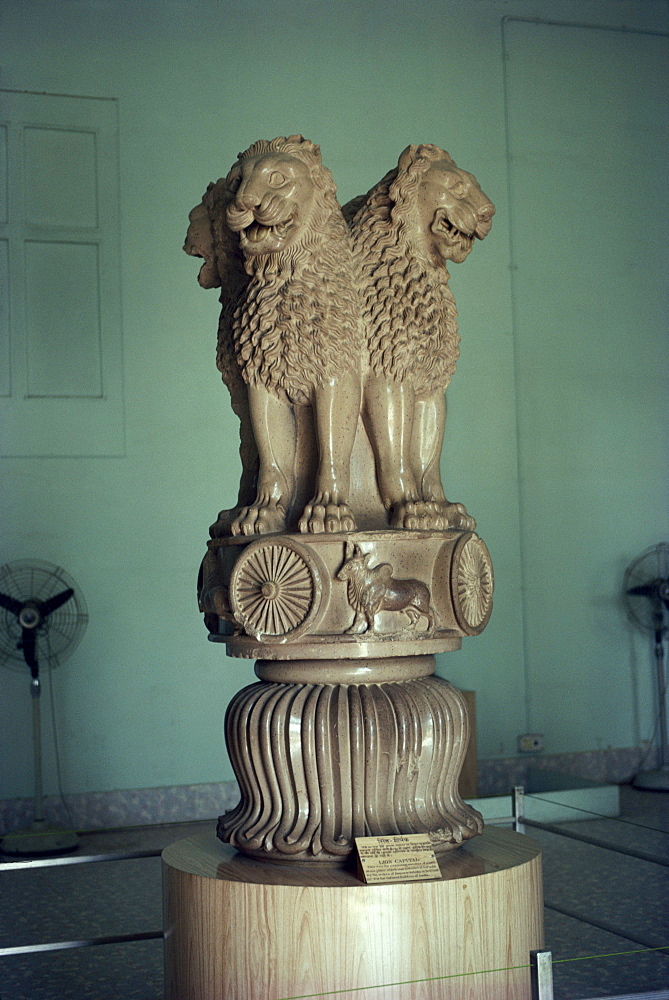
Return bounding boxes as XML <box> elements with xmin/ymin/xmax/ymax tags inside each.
<box><xmin>218</xmin><ymin>655</ymin><xmax>482</xmax><ymax>863</ymax></box>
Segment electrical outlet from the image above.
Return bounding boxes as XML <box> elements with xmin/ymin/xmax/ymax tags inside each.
<box><xmin>518</xmin><ymin>733</ymin><xmax>544</xmax><ymax>753</ymax></box>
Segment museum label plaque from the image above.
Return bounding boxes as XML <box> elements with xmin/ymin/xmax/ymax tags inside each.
<box><xmin>355</xmin><ymin>833</ymin><xmax>442</xmax><ymax>884</ymax></box>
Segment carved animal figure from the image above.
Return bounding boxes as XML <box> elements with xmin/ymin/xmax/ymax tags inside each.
<box><xmin>185</xmin><ymin>181</ymin><xmax>258</xmax><ymax>532</ymax></box>
<box><xmin>346</xmin><ymin>144</ymin><xmax>495</xmax><ymax>531</ymax></box>
<box><xmin>197</xmin><ymin>550</ymin><xmax>236</xmax><ymax>634</ymax></box>
<box><xmin>336</xmin><ymin>543</ymin><xmax>435</xmax><ymax>634</ymax></box>
<box><xmin>186</xmin><ymin>135</ymin><xmax>362</xmax><ymax>537</ymax></box>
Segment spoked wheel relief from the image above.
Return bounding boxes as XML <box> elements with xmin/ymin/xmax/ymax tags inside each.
<box><xmin>229</xmin><ymin>537</ymin><xmax>328</xmax><ymax>643</ymax></box>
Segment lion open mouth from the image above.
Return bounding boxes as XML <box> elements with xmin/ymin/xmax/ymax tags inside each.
<box><xmin>438</xmin><ymin>214</ymin><xmax>474</xmax><ymax>249</ymax></box>
<box><xmin>226</xmin><ymin>203</ymin><xmax>294</xmax><ymax>248</ymax></box>
<box><xmin>244</xmin><ymin>219</ymin><xmax>292</xmax><ymax>245</ymax></box>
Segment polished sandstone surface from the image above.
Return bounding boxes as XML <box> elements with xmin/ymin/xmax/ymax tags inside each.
<box><xmin>217</xmin><ymin>659</ymin><xmax>482</xmax><ymax>862</ymax></box>
<box><xmin>185</xmin><ymin>136</ymin><xmax>496</xmax><ymax>863</ymax></box>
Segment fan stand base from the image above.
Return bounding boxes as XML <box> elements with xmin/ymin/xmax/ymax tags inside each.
<box><xmin>632</xmin><ymin>766</ymin><xmax>669</xmax><ymax>792</ymax></box>
<box><xmin>0</xmin><ymin>818</ymin><xmax>79</xmax><ymax>856</ymax></box>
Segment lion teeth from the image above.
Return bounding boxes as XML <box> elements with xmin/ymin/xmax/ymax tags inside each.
<box><xmin>247</xmin><ymin>223</ymin><xmax>268</xmax><ymax>243</ymax></box>
<box><xmin>243</xmin><ymin>219</ymin><xmax>291</xmax><ymax>244</ymax></box>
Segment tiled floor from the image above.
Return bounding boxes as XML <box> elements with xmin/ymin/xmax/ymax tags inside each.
<box><xmin>0</xmin><ymin>787</ymin><xmax>668</xmax><ymax>999</ymax></box>
<box><xmin>530</xmin><ymin>785</ymin><xmax>669</xmax><ymax>998</ymax></box>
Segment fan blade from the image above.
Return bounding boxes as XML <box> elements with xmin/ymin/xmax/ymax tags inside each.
<box><xmin>626</xmin><ymin>581</ymin><xmax>664</xmax><ymax>599</ymax></box>
<box><xmin>20</xmin><ymin>627</ymin><xmax>39</xmax><ymax>677</ymax></box>
<box><xmin>41</xmin><ymin>587</ymin><xmax>74</xmax><ymax>617</ymax></box>
<box><xmin>0</xmin><ymin>591</ymin><xmax>24</xmax><ymax>616</ymax></box>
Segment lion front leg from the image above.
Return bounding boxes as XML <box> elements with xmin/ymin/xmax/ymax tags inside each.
<box><xmin>299</xmin><ymin>373</ymin><xmax>360</xmax><ymax>534</ymax></box>
<box><xmin>210</xmin><ymin>379</ymin><xmax>261</xmax><ymax>538</ymax></box>
<box><xmin>412</xmin><ymin>392</ymin><xmax>476</xmax><ymax>531</ymax></box>
<box><xmin>362</xmin><ymin>376</ymin><xmax>430</xmax><ymax>529</ymax></box>
<box><xmin>231</xmin><ymin>385</ymin><xmax>295</xmax><ymax>536</ymax></box>
<box><xmin>344</xmin><ymin>610</ymin><xmax>370</xmax><ymax>635</ymax></box>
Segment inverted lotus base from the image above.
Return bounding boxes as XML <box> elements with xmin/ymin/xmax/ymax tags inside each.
<box><xmin>217</xmin><ymin>655</ymin><xmax>483</xmax><ymax>863</ymax></box>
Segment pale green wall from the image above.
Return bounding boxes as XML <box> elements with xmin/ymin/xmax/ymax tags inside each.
<box><xmin>503</xmin><ymin>19</ymin><xmax>669</xmax><ymax>754</ymax></box>
<box><xmin>1</xmin><ymin>0</ymin><xmax>667</xmax><ymax>799</ymax></box>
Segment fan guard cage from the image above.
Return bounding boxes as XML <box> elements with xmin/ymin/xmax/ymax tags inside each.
<box><xmin>0</xmin><ymin>559</ymin><xmax>88</xmax><ymax>671</ymax></box>
<box><xmin>622</xmin><ymin>543</ymin><xmax>669</xmax><ymax>635</ymax></box>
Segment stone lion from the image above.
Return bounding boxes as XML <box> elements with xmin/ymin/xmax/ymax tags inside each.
<box><xmin>346</xmin><ymin>143</ymin><xmax>495</xmax><ymax>530</ymax></box>
<box><xmin>184</xmin><ymin>178</ymin><xmax>258</xmax><ymax>527</ymax></box>
<box><xmin>185</xmin><ymin>135</ymin><xmax>363</xmax><ymax>536</ymax></box>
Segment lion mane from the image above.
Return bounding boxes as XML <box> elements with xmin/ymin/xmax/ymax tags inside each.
<box><xmin>184</xmin><ymin>177</ymin><xmax>249</xmax><ymax>409</ymax></box>
<box><xmin>232</xmin><ymin>136</ymin><xmax>361</xmax><ymax>405</ymax></box>
<box><xmin>348</xmin><ymin>144</ymin><xmax>459</xmax><ymax>397</ymax></box>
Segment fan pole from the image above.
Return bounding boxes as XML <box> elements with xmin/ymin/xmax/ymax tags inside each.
<box><xmin>633</xmin><ymin>618</ymin><xmax>669</xmax><ymax>791</ymax></box>
<box><xmin>656</xmin><ymin>624</ymin><xmax>668</xmax><ymax>773</ymax></box>
<box><xmin>32</xmin><ymin>677</ymin><xmax>44</xmax><ymax>824</ymax></box>
<box><xmin>0</xmin><ymin>672</ymin><xmax>79</xmax><ymax>856</ymax></box>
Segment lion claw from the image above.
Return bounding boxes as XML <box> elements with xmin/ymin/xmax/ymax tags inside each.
<box><xmin>390</xmin><ymin>499</ymin><xmax>475</xmax><ymax>532</ymax></box>
<box><xmin>390</xmin><ymin>500</ymin><xmax>436</xmax><ymax>530</ymax></box>
<box><xmin>209</xmin><ymin>508</ymin><xmax>237</xmax><ymax>538</ymax></box>
<box><xmin>439</xmin><ymin>501</ymin><xmax>476</xmax><ymax>531</ymax></box>
<box><xmin>299</xmin><ymin>500</ymin><xmax>356</xmax><ymax>535</ymax></box>
<box><xmin>231</xmin><ymin>501</ymin><xmax>287</xmax><ymax>536</ymax></box>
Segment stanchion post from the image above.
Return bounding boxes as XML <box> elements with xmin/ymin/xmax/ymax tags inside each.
<box><xmin>513</xmin><ymin>784</ymin><xmax>526</xmax><ymax>834</ymax></box>
<box><xmin>530</xmin><ymin>949</ymin><xmax>554</xmax><ymax>1000</ymax></box>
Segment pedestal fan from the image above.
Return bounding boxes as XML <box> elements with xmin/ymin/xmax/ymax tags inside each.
<box><xmin>623</xmin><ymin>542</ymin><xmax>669</xmax><ymax>791</ymax></box>
<box><xmin>0</xmin><ymin>559</ymin><xmax>88</xmax><ymax>854</ymax></box>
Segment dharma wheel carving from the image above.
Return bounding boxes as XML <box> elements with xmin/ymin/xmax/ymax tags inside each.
<box><xmin>229</xmin><ymin>537</ymin><xmax>328</xmax><ymax>643</ymax></box>
<box><xmin>451</xmin><ymin>532</ymin><xmax>494</xmax><ymax>635</ymax></box>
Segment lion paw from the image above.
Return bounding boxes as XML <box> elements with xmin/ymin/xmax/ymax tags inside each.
<box><xmin>209</xmin><ymin>509</ymin><xmax>236</xmax><ymax>538</ymax></box>
<box><xmin>390</xmin><ymin>499</ymin><xmax>476</xmax><ymax>532</ymax></box>
<box><xmin>299</xmin><ymin>499</ymin><xmax>356</xmax><ymax>534</ymax></box>
<box><xmin>345</xmin><ymin>616</ymin><xmax>370</xmax><ymax>635</ymax></box>
<box><xmin>231</xmin><ymin>501</ymin><xmax>287</xmax><ymax>536</ymax></box>
<box><xmin>438</xmin><ymin>501</ymin><xmax>476</xmax><ymax>531</ymax></box>
<box><xmin>210</xmin><ymin>506</ymin><xmax>256</xmax><ymax>538</ymax></box>
<box><xmin>390</xmin><ymin>500</ymin><xmax>445</xmax><ymax>531</ymax></box>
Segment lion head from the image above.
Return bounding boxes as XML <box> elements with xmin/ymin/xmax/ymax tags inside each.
<box><xmin>224</xmin><ymin>136</ymin><xmax>361</xmax><ymax>403</ymax></box>
<box><xmin>224</xmin><ymin>135</ymin><xmax>341</xmax><ymax>262</ymax></box>
<box><xmin>184</xmin><ymin>177</ymin><xmax>246</xmax><ymax>290</ymax></box>
<box><xmin>389</xmin><ymin>144</ymin><xmax>495</xmax><ymax>266</ymax></box>
<box><xmin>347</xmin><ymin>144</ymin><xmax>494</xmax><ymax>396</ymax></box>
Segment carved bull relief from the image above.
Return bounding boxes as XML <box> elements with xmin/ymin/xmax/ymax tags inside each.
<box><xmin>336</xmin><ymin>542</ymin><xmax>435</xmax><ymax>635</ymax></box>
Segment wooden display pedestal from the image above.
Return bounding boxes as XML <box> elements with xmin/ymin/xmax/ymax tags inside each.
<box><xmin>163</xmin><ymin>826</ymin><xmax>543</xmax><ymax>1000</ymax></box>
